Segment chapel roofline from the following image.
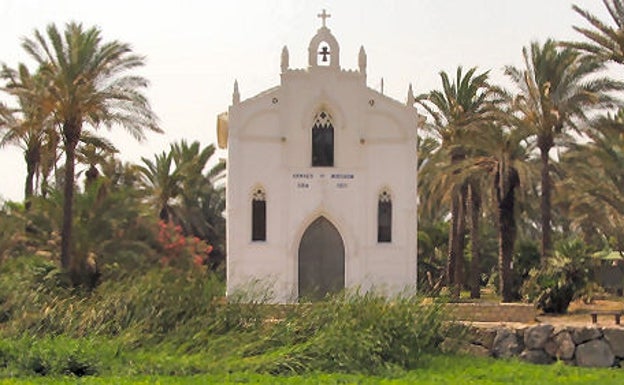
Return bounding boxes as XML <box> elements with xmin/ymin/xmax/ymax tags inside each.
<box><xmin>365</xmin><ymin>87</ymin><xmax>418</xmax><ymax>111</ymax></box>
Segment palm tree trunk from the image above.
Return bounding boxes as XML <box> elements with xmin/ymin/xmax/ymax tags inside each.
<box><xmin>447</xmin><ymin>193</ymin><xmax>459</xmax><ymax>290</ymax></box>
<box><xmin>540</xmin><ymin>145</ymin><xmax>552</xmax><ymax>261</ymax></box>
<box><xmin>24</xmin><ymin>161</ymin><xmax>36</xmax><ymax>209</ymax></box>
<box><xmin>498</xmin><ymin>168</ymin><xmax>519</xmax><ymax>303</ymax></box>
<box><xmin>60</xmin><ymin>123</ymin><xmax>80</xmax><ymax>276</ymax></box>
<box><xmin>498</xmin><ymin>203</ymin><xmax>515</xmax><ymax>303</ymax></box>
<box><xmin>24</xmin><ymin>146</ymin><xmax>40</xmax><ymax>210</ymax></box>
<box><xmin>468</xmin><ymin>181</ymin><xmax>481</xmax><ymax>299</ymax></box>
<box><xmin>447</xmin><ymin>149</ymin><xmax>467</xmax><ymax>300</ymax></box>
<box><xmin>453</xmin><ymin>184</ymin><xmax>467</xmax><ymax>299</ymax></box>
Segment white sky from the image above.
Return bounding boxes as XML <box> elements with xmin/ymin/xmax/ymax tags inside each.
<box><xmin>0</xmin><ymin>0</ymin><xmax>612</xmax><ymax>202</ymax></box>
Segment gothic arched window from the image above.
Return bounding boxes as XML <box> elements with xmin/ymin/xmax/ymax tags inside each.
<box><xmin>312</xmin><ymin>111</ymin><xmax>334</xmax><ymax>167</ymax></box>
<box><xmin>252</xmin><ymin>188</ymin><xmax>266</xmax><ymax>241</ymax></box>
<box><xmin>378</xmin><ymin>190</ymin><xmax>392</xmax><ymax>243</ymax></box>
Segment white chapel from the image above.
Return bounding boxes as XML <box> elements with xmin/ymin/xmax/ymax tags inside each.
<box><xmin>217</xmin><ymin>10</ymin><xmax>422</xmax><ymax>302</ymax></box>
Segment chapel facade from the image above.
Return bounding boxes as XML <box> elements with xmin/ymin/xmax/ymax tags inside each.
<box><xmin>217</xmin><ymin>11</ymin><xmax>422</xmax><ymax>302</ymax></box>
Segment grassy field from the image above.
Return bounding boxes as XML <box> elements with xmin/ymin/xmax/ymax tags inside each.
<box><xmin>0</xmin><ymin>355</ymin><xmax>622</xmax><ymax>385</ymax></box>
<box><xmin>1</xmin><ymin>257</ymin><xmax>623</xmax><ymax>385</ymax></box>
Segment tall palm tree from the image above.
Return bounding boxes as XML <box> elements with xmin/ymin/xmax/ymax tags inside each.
<box><xmin>416</xmin><ymin>66</ymin><xmax>498</xmax><ymax>298</ymax></box>
<box><xmin>417</xmin><ymin>136</ymin><xmax>450</xmax><ymax>292</ymax></box>
<box><xmin>504</xmin><ymin>39</ymin><xmax>623</xmax><ymax>260</ymax></box>
<box><xmin>565</xmin><ymin>0</ymin><xmax>624</xmax><ymax>64</ymax></box>
<box><xmin>561</xmin><ymin>110</ymin><xmax>624</xmax><ymax>249</ymax></box>
<box><xmin>1</xmin><ymin>64</ymin><xmax>54</xmax><ymax>205</ymax></box>
<box><xmin>15</xmin><ymin>22</ymin><xmax>161</xmax><ymax>278</ymax></box>
<box><xmin>460</xmin><ymin>123</ymin><xmax>535</xmax><ymax>302</ymax></box>
<box><xmin>466</xmin><ymin>175</ymin><xmax>484</xmax><ymax>299</ymax></box>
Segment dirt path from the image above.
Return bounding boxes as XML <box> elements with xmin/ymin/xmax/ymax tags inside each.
<box><xmin>535</xmin><ymin>299</ymin><xmax>624</xmax><ymax>327</ymax></box>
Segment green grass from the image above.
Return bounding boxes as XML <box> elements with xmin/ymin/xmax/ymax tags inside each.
<box><xmin>1</xmin><ymin>256</ymin><xmax>622</xmax><ymax>384</ymax></box>
<box><xmin>0</xmin><ymin>355</ymin><xmax>621</xmax><ymax>384</ymax></box>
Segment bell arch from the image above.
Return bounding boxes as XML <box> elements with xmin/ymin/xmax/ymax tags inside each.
<box><xmin>308</xmin><ymin>27</ymin><xmax>340</xmax><ymax>69</ymax></box>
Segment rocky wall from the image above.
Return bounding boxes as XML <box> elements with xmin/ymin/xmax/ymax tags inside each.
<box><xmin>447</xmin><ymin>324</ymin><xmax>624</xmax><ymax>368</ymax></box>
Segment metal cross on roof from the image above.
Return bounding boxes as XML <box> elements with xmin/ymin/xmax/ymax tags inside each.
<box><xmin>318</xmin><ymin>9</ymin><xmax>331</xmax><ymax>27</ymax></box>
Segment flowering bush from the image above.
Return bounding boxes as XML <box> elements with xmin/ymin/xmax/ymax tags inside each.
<box><xmin>156</xmin><ymin>220</ymin><xmax>213</xmax><ymax>268</ymax></box>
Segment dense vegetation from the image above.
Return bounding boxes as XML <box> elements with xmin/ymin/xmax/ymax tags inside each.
<box><xmin>0</xmin><ymin>2</ymin><xmax>621</xmax><ymax>315</ymax></box>
<box><xmin>0</xmin><ymin>255</ymin><xmax>450</xmax><ymax>378</ymax></box>
<box><xmin>416</xmin><ymin>0</ymin><xmax>624</xmax><ymax>307</ymax></box>
<box><xmin>2</xmin><ymin>1</ymin><xmax>624</xmax><ymax>382</ymax></box>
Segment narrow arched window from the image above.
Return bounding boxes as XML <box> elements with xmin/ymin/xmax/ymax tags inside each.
<box><xmin>312</xmin><ymin>111</ymin><xmax>334</xmax><ymax>167</ymax></box>
<box><xmin>252</xmin><ymin>188</ymin><xmax>266</xmax><ymax>241</ymax></box>
<box><xmin>378</xmin><ymin>190</ymin><xmax>392</xmax><ymax>243</ymax></box>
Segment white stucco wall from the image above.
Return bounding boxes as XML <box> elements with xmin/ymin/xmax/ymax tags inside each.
<box><xmin>223</xmin><ymin>23</ymin><xmax>421</xmax><ymax>303</ymax></box>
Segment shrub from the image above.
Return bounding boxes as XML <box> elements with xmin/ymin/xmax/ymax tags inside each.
<box><xmin>521</xmin><ymin>238</ymin><xmax>596</xmax><ymax>313</ymax></box>
<box><xmin>0</xmin><ymin>255</ymin><xmax>224</xmax><ymax>339</ymax></box>
<box><xmin>0</xmin><ymin>336</ymin><xmax>102</xmax><ymax>377</ymax></box>
<box><xmin>0</xmin><ymin>254</ymin><xmax>451</xmax><ymax>377</ymax></box>
<box><xmin>156</xmin><ymin>220</ymin><xmax>213</xmax><ymax>268</ymax></box>
<box><xmin>236</xmin><ymin>291</ymin><xmax>449</xmax><ymax>375</ymax></box>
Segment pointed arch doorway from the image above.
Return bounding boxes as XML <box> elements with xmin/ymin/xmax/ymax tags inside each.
<box><xmin>298</xmin><ymin>217</ymin><xmax>345</xmax><ymax>301</ymax></box>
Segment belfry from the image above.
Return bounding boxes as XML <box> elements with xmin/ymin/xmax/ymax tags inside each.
<box><xmin>217</xmin><ymin>10</ymin><xmax>422</xmax><ymax>302</ymax></box>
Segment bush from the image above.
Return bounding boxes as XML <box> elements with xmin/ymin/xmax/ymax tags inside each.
<box><xmin>0</xmin><ymin>255</ymin><xmax>451</xmax><ymax>377</ymax></box>
<box><xmin>235</xmin><ymin>291</ymin><xmax>450</xmax><ymax>375</ymax></box>
<box><xmin>0</xmin><ymin>336</ymin><xmax>104</xmax><ymax>377</ymax></box>
<box><xmin>0</xmin><ymin>255</ymin><xmax>224</xmax><ymax>339</ymax></box>
<box><xmin>521</xmin><ymin>238</ymin><xmax>596</xmax><ymax>313</ymax></box>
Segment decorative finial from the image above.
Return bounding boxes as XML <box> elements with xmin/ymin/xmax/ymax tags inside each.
<box><xmin>358</xmin><ymin>46</ymin><xmax>367</xmax><ymax>74</ymax></box>
<box><xmin>233</xmin><ymin>80</ymin><xmax>240</xmax><ymax>105</ymax></box>
<box><xmin>318</xmin><ymin>9</ymin><xmax>331</xmax><ymax>28</ymax></box>
<box><xmin>281</xmin><ymin>46</ymin><xmax>289</xmax><ymax>73</ymax></box>
<box><xmin>407</xmin><ymin>83</ymin><xmax>415</xmax><ymax>105</ymax></box>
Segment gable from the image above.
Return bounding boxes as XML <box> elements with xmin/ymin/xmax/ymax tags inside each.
<box><xmin>364</xmin><ymin>112</ymin><xmax>405</xmax><ymax>140</ymax></box>
<box><xmin>240</xmin><ymin>110</ymin><xmax>280</xmax><ymax>138</ymax></box>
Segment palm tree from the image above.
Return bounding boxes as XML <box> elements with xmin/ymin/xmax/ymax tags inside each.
<box><xmin>138</xmin><ymin>150</ymin><xmax>181</xmax><ymax>222</ymax></box>
<box><xmin>1</xmin><ymin>64</ymin><xmax>54</xmax><ymax>206</ymax></box>
<box><xmin>460</xmin><ymin>123</ymin><xmax>534</xmax><ymax>302</ymax></box>
<box><xmin>416</xmin><ymin>66</ymin><xmax>498</xmax><ymax>298</ymax></box>
<box><xmin>504</xmin><ymin>39</ymin><xmax>623</xmax><ymax>260</ymax></box>
<box><xmin>76</xmin><ymin>132</ymin><xmax>118</xmax><ymax>188</ymax></box>
<box><xmin>15</xmin><ymin>22</ymin><xmax>161</xmax><ymax>279</ymax></box>
<box><xmin>417</xmin><ymin>136</ymin><xmax>450</xmax><ymax>292</ymax></box>
<box><xmin>100</xmin><ymin>156</ymin><xmax>143</xmax><ymax>190</ymax></box>
<box><xmin>564</xmin><ymin>0</ymin><xmax>624</xmax><ymax>64</ymax></box>
<box><xmin>170</xmin><ymin>140</ymin><xmax>225</xmax><ymax>240</ymax></box>
<box><xmin>138</xmin><ymin>141</ymin><xmax>226</xmax><ymax>267</ymax></box>
<box><xmin>561</xmin><ymin>110</ymin><xmax>624</xmax><ymax>249</ymax></box>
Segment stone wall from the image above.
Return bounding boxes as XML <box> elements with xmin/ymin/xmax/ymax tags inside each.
<box><xmin>449</xmin><ymin>324</ymin><xmax>624</xmax><ymax>368</ymax></box>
